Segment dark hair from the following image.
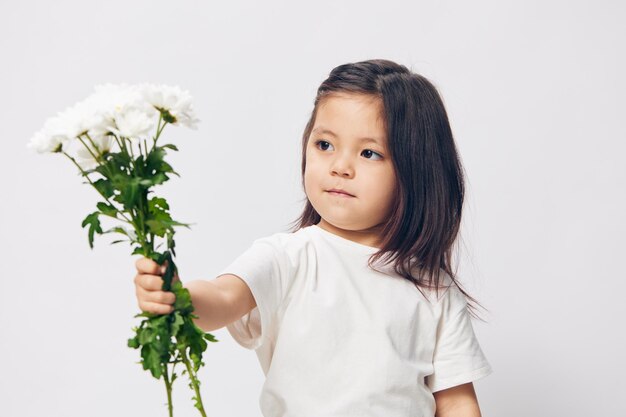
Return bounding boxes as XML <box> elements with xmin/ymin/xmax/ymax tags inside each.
<box><xmin>286</xmin><ymin>59</ymin><xmax>487</xmax><ymax>322</ymax></box>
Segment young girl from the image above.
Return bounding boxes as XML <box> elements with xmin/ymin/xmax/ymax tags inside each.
<box><xmin>134</xmin><ymin>59</ymin><xmax>493</xmax><ymax>417</ymax></box>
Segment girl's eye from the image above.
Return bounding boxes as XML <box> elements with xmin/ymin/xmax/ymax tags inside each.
<box><xmin>315</xmin><ymin>140</ymin><xmax>383</xmax><ymax>161</ymax></box>
<box><xmin>315</xmin><ymin>140</ymin><xmax>334</xmax><ymax>151</ymax></box>
<box><xmin>361</xmin><ymin>149</ymin><xmax>383</xmax><ymax>160</ymax></box>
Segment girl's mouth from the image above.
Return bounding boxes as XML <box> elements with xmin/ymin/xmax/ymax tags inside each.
<box><xmin>326</xmin><ymin>190</ymin><xmax>355</xmax><ymax>198</ymax></box>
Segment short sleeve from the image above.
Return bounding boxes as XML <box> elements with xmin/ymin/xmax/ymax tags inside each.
<box><xmin>425</xmin><ymin>284</ymin><xmax>494</xmax><ymax>393</ymax></box>
<box><xmin>217</xmin><ymin>237</ymin><xmax>289</xmax><ymax>351</ymax></box>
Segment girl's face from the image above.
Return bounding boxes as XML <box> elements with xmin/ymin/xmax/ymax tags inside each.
<box><xmin>304</xmin><ymin>93</ymin><xmax>397</xmax><ymax>247</ymax></box>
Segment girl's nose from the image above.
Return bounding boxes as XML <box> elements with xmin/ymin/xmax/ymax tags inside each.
<box><xmin>330</xmin><ymin>155</ymin><xmax>354</xmax><ymax>178</ymax></box>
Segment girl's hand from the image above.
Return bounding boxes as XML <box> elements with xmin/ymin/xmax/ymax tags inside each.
<box><xmin>134</xmin><ymin>257</ymin><xmax>181</xmax><ymax>315</ymax></box>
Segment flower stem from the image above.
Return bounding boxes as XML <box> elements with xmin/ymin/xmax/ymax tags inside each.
<box><xmin>163</xmin><ymin>362</ymin><xmax>174</xmax><ymax>417</ymax></box>
<box><xmin>77</xmin><ymin>135</ymin><xmax>101</xmax><ymax>163</ymax></box>
<box><xmin>126</xmin><ymin>136</ymin><xmax>135</xmax><ymax>161</ymax></box>
<box><xmin>180</xmin><ymin>349</ymin><xmax>207</xmax><ymax>417</ymax></box>
<box><xmin>64</xmin><ymin>140</ymin><xmax>142</xmax><ymax>246</ymax></box>
<box><xmin>62</xmin><ymin>151</ymin><xmax>134</xmax><ymax>225</ymax></box>
<box><xmin>151</xmin><ymin>114</ymin><xmax>163</xmax><ymax>152</ymax></box>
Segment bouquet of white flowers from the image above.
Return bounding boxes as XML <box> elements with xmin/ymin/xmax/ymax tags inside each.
<box><xmin>27</xmin><ymin>83</ymin><xmax>216</xmax><ymax>417</ymax></box>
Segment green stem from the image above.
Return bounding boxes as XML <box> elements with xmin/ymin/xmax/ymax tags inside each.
<box><xmin>151</xmin><ymin>113</ymin><xmax>167</xmax><ymax>152</ymax></box>
<box><xmin>157</xmin><ymin>122</ymin><xmax>166</xmax><ymax>139</ymax></box>
<box><xmin>180</xmin><ymin>349</ymin><xmax>207</xmax><ymax>417</ymax></box>
<box><xmin>112</xmin><ymin>136</ymin><xmax>127</xmax><ymax>169</ymax></box>
<box><xmin>68</xmin><ymin>137</ymin><xmax>145</xmax><ymax>247</ymax></box>
<box><xmin>108</xmin><ymin>134</ymin><xmax>147</xmax><ymax>249</ymax></box>
<box><xmin>138</xmin><ymin>190</ymin><xmax>151</xmax><ymax>255</ymax></box>
<box><xmin>77</xmin><ymin>135</ymin><xmax>101</xmax><ymax>164</ymax></box>
<box><xmin>163</xmin><ymin>363</ymin><xmax>174</xmax><ymax>417</ymax></box>
<box><xmin>151</xmin><ymin>115</ymin><xmax>162</xmax><ymax>152</ymax></box>
<box><xmin>62</xmin><ymin>152</ymin><xmax>134</xmax><ymax>225</ymax></box>
<box><xmin>126</xmin><ymin>136</ymin><xmax>135</xmax><ymax>161</ymax></box>
<box><xmin>83</xmin><ymin>133</ymin><xmax>102</xmax><ymax>157</ymax></box>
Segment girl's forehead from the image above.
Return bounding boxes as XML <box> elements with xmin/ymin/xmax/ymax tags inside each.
<box><xmin>320</xmin><ymin>92</ymin><xmax>382</xmax><ymax>108</ymax></box>
<box><xmin>314</xmin><ymin>94</ymin><xmax>386</xmax><ymax>137</ymax></box>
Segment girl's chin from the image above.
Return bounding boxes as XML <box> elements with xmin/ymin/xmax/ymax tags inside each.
<box><xmin>318</xmin><ymin>219</ymin><xmax>358</xmax><ymax>231</ymax></box>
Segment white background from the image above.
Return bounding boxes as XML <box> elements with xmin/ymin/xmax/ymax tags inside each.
<box><xmin>1</xmin><ymin>1</ymin><xmax>624</xmax><ymax>416</ymax></box>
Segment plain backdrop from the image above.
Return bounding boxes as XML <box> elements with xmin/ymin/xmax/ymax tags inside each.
<box><xmin>1</xmin><ymin>1</ymin><xmax>624</xmax><ymax>416</ymax></box>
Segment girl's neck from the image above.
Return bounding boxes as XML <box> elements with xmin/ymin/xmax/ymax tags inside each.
<box><xmin>316</xmin><ymin>219</ymin><xmax>384</xmax><ymax>249</ymax></box>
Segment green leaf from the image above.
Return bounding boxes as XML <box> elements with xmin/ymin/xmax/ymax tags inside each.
<box><xmin>113</xmin><ymin>177</ymin><xmax>142</xmax><ymax>211</ymax></box>
<box><xmin>161</xmin><ymin>143</ymin><xmax>179</xmax><ymax>152</ymax></box>
<box><xmin>96</xmin><ymin>201</ymin><xmax>118</xmax><ymax>217</ymax></box>
<box><xmin>171</xmin><ymin>311</ymin><xmax>185</xmax><ymax>336</ymax></box>
<box><xmin>92</xmin><ymin>178</ymin><xmax>114</xmax><ymax>198</ymax></box>
<box><xmin>134</xmin><ymin>311</ymin><xmax>157</xmax><ymax>319</ymax></box>
<box><xmin>81</xmin><ymin>211</ymin><xmax>103</xmax><ymax>249</ymax></box>
<box><xmin>149</xmin><ymin>196</ymin><xmax>170</xmax><ymax>211</ymax></box>
<box><xmin>172</xmin><ymin>284</ymin><xmax>194</xmax><ymax>315</ymax></box>
<box><xmin>134</xmin><ymin>154</ymin><xmax>145</xmax><ymax>174</ymax></box>
<box><xmin>145</xmin><ymin>147</ymin><xmax>165</xmax><ymax>171</ymax></box>
<box><xmin>145</xmin><ymin>219</ymin><xmax>167</xmax><ymax>237</ymax></box>
<box><xmin>144</xmin><ymin>147</ymin><xmax>174</xmax><ymax>186</ymax></box>
<box><xmin>137</xmin><ymin>327</ymin><xmax>155</xmax><ymax>345</ymax></box>
<box><xmin>204</xmin><ymin>333</ymin><xmax>219</xmax><ymax>343</ymax></box>
<box><xmin>128</xmin><ymin>336</ymin><xmax>140</xmax><ymax>349</ymax></box>
<box><xmin>145</xmin><ymin>196</ymin><xmax>175</xmax><ymax>237</ymax></box>
<box><xmin>131</xmin><ymin>246</ymin><xmax>144</xmax><ymax>256</ymax></box>
<box><xmin>167</xmin><ymin>231</ymin><xmax>177</xmax><ymax>257</ymax></box>
<box><xmin>159</xmin><ymin>160</ymin><xmax>175</xmax><ymax>174</ymax></box>
<box><xmin>150</xmin><ymin>172</ymin><xmax>169</xmax><ymax>186</ymax></box>
<box><xmin>141</xmin><ymin>345</ymin><xmax>163</xmax><ymax>379</ymax></box>
<box><xmin>109</xmin><ymin>150</ymin><xmax>132</xmax><ymax>171</ymax></box>
<box><xmin>102</xmin><ymin>226</ymin><xmax>129</xmax><ymax>236</ymax></box>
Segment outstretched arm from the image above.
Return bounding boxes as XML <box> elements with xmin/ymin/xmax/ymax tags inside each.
<box><xmin>434</xmin><ymin>382</ymin><xmax>483</xmax><ymax>417</ymax></box>
<box><xmin>134</xmin><ymin>257</ymin><xmax>256</xmax><ymax>332</ymax></box>
<box><xmin>185</xmin><ymin>273</ymin><xmax>256</xmax><ymax>332</ymax></box>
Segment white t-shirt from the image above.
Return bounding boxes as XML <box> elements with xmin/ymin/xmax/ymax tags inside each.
<box><xmin>218</xmin><ymin>224</ymin><xmax>493</xmax><ymax>417</ymax></box>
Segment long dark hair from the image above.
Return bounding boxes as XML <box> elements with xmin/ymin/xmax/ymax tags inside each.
<box><xmin>286</xmin><ymin>59</ymin><xmax>487</xmax><ymax>321</ymax></box>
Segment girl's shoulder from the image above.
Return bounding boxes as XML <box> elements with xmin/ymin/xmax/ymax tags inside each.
<box><xmin>426</xmin><ymin>271</ymin><xmax>471</xmax><ymax>315</ymax></box>
<box><xmin>252</xmin><ymin>226</ymin><xmax>311</xmax><ymax>246</ymax></box>
<box><xmin>418</xmin><ymin>269</ymin><xmax>462</xmax><ymax>305</ymax></box>
<box><xmin>248</xmin><ymin>226</ymin><xmax>314</xmax><ymax>261</ymax></box>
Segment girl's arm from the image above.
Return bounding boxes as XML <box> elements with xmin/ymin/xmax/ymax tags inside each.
<box><xmin>433</xmin><ymin>382</ymin><xmax>483</xmax><ymax>417</ymax></box>
<box><xmin>134</xmin><ymin>257</ymin><xmax>256</xmax><ymax>332</ymax></box>
<box><xmin>184</xmin><ymin>273</ymin><xmax>256</xmax><ymax>332</ymax></box>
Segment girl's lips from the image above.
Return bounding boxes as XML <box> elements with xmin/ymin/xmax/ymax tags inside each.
<box><xmin>326</xmin><ymin>190</ymin><xmax>355</xmax><ymax>198</ymax></box>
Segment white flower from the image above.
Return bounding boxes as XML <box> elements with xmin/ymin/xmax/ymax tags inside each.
<box><xmin>28</xmin><ymin>82</ymin><xmax>197</xmax><ymax>156</ymax></box>
<box><xmin>93</xmin><ymin>84</ymin><xmax>159</xmax><ymax>138</ymax></box>
<box><xmin>108</xmin><ymin>105</ymin><xmax>156</xmax><ymax>139</ymax></box>
<box><xmin>27</xmin><ymin>92</ymin><xmax>108</xmax><ymax>154</ymax></box>
<box><xmin>27</xmin><ymin>127</ymin><xmax>63</xmax><ymax>153</ymax></box>
<box><xmin>140</xmin><ymin>83</ymin><xmax>200</xmax><ymax>129</ymax></box>
<box><xmin>27</xmin><ymin>115</ymin><xmax>70</xmax><ymax>153</ymax></box>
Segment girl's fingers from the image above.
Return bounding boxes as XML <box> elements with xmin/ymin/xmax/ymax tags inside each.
<box><xmin>140</xmin><ymin>274</ymin><xmax>181</xmax><ymax>291</ymax></box>
<box><xmin>135</xmin><ymin>279</ymin><xmax>176</xmax><ymax>303</ymax></box>
<box><xmin>138</xmin><ymin>300</ymin><xmax>174</xmax><ymax>315</ymax></box>
<box><xmin>135</xmin><ymin>257</ymin><xmax>169</xmax><ymax>275</ymax></box>
<box><xmin>135</xmin><ymin>257</ymin><xmax>159</xmax><ymax>274</ymax></box>
<box><xmin>149</xmin><ymin>290</ymin><xmax>176</xmax><ymax>305</ymax></box>
<box><xmin>135</xmin><ymin>274</ymin><xmax>164</xmax><ymax>291</ymax></box>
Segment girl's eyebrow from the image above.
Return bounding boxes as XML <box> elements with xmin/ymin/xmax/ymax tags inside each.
<box><xmin>312</xmin><ymin>127</ymin><xmax>382</xmax><ymax>145</ymax></box>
